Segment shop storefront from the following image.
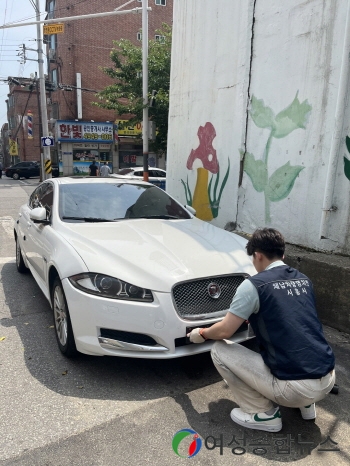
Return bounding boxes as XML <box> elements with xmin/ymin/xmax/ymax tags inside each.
<box><xmin>55</xmin><ymin>120</ymin><xmax>115</xmax><ymax>176</ymax></box>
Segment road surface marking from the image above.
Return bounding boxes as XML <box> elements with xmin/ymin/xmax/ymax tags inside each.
<box><xmin>0</xmin><ymin>257</ymin><xmax>15</xmax><ymax>264</ymax></box>
<box><xmin>0</xmin><ymin>217</ymin><xmax>14</xmax><ymax>238</ymax></box>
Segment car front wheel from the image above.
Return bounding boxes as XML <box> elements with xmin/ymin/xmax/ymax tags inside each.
<box><xmin>52</xmin><ymin>277</ymin><xmax>78</xmax><ymax>357</ymax></box>
<box><xmin>12</xmin><ymin>172</ymin><xmax>20</xmax><ymax>180</ymax></box>
<box><xmin>16</xmin><ymin>237</ymin><xmax>28</xmax><ymax>273</ymax></box>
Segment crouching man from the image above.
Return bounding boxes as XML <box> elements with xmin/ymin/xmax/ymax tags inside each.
<box><xmin>187</xmin><ymin>228</ymin><xmax>335</xmax><ymax>432</ymax></box>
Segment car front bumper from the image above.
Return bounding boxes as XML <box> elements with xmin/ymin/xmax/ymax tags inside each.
<box><xmin>62</xmin><ymin>278</ymin><xmax>254</xmax><ymax>358</ymax></box>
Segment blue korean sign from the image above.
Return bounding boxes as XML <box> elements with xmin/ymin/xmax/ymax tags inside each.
<box><xmin>56</xmin><ymin>120</ymin><xmax>114</xmax><ymax>143</ymax></box>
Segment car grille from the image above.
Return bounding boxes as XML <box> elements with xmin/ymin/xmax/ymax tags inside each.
<box><xmin>172</xmin><ymin>274</ymin><xmax>248</xmax><ymax>320</ymax></box>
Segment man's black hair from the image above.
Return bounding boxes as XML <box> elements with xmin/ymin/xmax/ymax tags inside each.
<box><xmin>246</xmin><ymin>228</ymin><xmax>285</xmax><ymax>260</ymax></box>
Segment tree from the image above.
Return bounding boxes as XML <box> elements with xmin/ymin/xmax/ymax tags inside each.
<box><xmin>94</xmin><ymin>24</ymin><xmax>172</xmax><ymax>156</ymax></box>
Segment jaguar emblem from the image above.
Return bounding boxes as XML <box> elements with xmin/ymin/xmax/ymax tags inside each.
<box><xmin>207</xmin><ymin>282</ymin><xmax>221</xmax><ymax>299</ymax></box>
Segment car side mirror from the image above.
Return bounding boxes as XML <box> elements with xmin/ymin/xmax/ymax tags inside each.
<box><xmin>30</xmin><ymin>207</ymin><xmax>50</xmax><ymax>224</ymax></box>
<box><xmin>185</xmin><ymin>205</ymin><xmax>196</xmax><ymax>216</ymax></box>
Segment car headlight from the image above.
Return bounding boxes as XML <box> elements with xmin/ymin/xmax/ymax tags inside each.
<box><xmin>68</xmin><ymin>273</ymin><xmax>153</xmax><ymax>302</ymax></box>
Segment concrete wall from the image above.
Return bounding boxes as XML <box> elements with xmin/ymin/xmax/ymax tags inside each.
<box><xmin>167</xmin><ymin>0</ymin><xmax>350</xmax><ymax>255</ymax></box>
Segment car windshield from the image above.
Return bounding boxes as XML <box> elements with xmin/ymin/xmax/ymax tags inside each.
<box><xmin>59</xmin><ymin>182</ymin><xmax>191</xmax><ymax>222</ymax></box>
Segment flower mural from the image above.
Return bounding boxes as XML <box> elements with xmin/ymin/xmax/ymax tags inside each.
<box><xmin>243</xmin><ymin>92</ymin><xmax>312</xmax><ymax>222</ymax></box>
<box><xmin>181</xmin><ymin>122</ymin><xmax>230</xmax><ymax>221</ymax></box>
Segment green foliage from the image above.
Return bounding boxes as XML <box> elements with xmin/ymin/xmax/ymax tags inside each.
<box><xmin>265</xmin><ymin>162</ymin><xmax>304</xmax><ymax>202</ymax></box>
<box><xmin>208</xmin><ymin>159</ymin><xmax>230</xmax><ymax>218</ymax></box>
<box><xmin>250</xmin><ymin>93</ymin><xmax>312</xmax><ymax>139</ymax></box>
<box><xmin>241</xmin><ymin>150</ymin><xmax>268</xmax><ymax>192</ymax></box>
<box><xmin>94</xmin><ymin>24</ymin><xmax>172</xmax><ymax>155</ymax></box>
<box><xmin>244</xmin><ymin>92</ymin><xmax>312</xmax><ymax>222</ymax></box>
<box><xmin>181</xmin><ymin>176</ymin><xmax>192</xmax><ymax>206</ymax></box>
<box><xmin>250</xmin><ymin>96</ymin><xmax>275</xmax><ymax>130</ymax></box>
<box><xmin>344</xmin><ymin>136</ymin><xmax>350</xmax><ymax>181</ymax></box>
<box><xmin>273</xmin><ymin>92</ymin><xmax>312</xmax><ymax>138</ymax></box>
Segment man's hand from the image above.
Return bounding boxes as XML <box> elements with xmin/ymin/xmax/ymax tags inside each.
<box><xmin>187</xmin><ymin>328</ymin><xmax>206</xmax><ymax>344</ymax></box>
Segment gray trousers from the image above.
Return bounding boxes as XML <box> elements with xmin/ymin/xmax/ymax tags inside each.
<box><xmin>211</xmin><ymin>340</ymin><xmax>335</xmax><ymax>414</ymax></box>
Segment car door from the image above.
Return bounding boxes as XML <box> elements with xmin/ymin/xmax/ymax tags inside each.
<box><xmin>19</xmin><ymin>162</ymin><xmax>31</xmax><ymax>178</ymax></box>
<box><xmin>24</xmin><ymin>183</ymin><xmax>54</xmax><ymax>283</ymax></box>
<box><xmin>28</xmin><ymin>162</ymin><xmax>39</xmax><ymax>177</ymax></box>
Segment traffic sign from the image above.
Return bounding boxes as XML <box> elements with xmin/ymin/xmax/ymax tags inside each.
<box><xmin>43</xmin><ymin>23</ymin><xmax>64</xmax><ymax>35</ymax></box>
<box><xmin>9</xmin><ymin>139</ymin><xmax>18</xmax><ymax>156</ymax></box>
<box><xmin>41</xmin><ymin>136</ymin><xmax>54</xmax><ymax>147</ymax></box>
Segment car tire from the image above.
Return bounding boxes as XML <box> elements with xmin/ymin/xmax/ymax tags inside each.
<box><xmin>51</xmin><ymin>277</ymin><xmax>78</xmax><ymax>357</ymax></box>
<box><xmin>12</xmin><ymin>172</ymin><xmax>20</xmax><ymax>180</ymax></box>
<box><xmin>16</xmin><ymin>237</ymin><xmax>28</xmax><ymax>273</ymax></box>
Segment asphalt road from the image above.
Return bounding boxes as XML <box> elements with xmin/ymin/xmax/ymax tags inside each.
<box><xmin>0</xmin><ymin>176</ymin><xmax>349</xmax><ymax>465</ymax></box>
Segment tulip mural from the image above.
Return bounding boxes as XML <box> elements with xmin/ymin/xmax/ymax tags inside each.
<box><xmin>181</xmin><ymin>122</ymin><xmax>230</xmax><ymax>221</ymax></box>
<box><xmin>243</xmin><ymin>92</ymin><xmax>312</xmax><ymax>222</ymax></box>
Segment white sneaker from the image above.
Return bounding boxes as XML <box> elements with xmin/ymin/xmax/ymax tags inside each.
<box><xmin>299</xmin><ymin>403</ymin><xmax>316</xmax><ymax>420</ymax></box>
<box><xmin>230</xmin><ymin>407</ymin><xmax>282</xmax><ymax>432</ymax></box>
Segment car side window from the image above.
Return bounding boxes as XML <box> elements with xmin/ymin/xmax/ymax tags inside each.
<box><xmin>39</xmin><ymin>184</ymin><xmax>54</xmax><ymax>218</ymax></box>
<box><xmin>134</xmin><ymin>171</ymin><xmax>143</xmax><ymax>177</ymax></box>
<box><xmin>29</xmin><ymin>186</ymin><xmax>43</xmax><ymax>209</ymax></box>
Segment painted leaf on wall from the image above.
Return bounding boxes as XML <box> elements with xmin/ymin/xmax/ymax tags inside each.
<box><xmin>273</xmin><ymin>92</ymin><xmax>312</xmax><ymax>139</ymax></box>
<box><xmin>344</xmin><ymin>157</ymin><xmax>350</xmax><ymax>181</ymax></box>
<box><xmin>250</xmin><ymin>96</ymin><xmax>275</xmax><ymax>130</ymax></box>
<box><xmin>265</xmin><ymin>162</ymin><xmax>304</xmax><ymax>202</ymax></box>
<box><xmin>346</xmin><ymin>135</ymin><xmax>350</xmax><ymax>154</ymax></box>
<box><xmin>243</xmin><ymin>151</ymin><xmax>268</xmax><ymax>192</ymax></box>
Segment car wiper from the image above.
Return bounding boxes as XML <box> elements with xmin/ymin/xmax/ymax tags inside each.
<box><xmin>62</xmin><ymin>216</ymin><xmax>116</xmax><ymax>222</ymax></box>
<box><xmin>136</xmin><ymin>215</ymin><xmax>180</xmax><ymax>219</ymax></box>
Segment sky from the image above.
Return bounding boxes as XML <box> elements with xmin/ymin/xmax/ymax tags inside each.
<box><xmin>0</xmin><ymin>0</ymin><xmax>46</xmax><ymax>128</ymax></box>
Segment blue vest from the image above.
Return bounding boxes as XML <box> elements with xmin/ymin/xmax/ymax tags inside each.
<box><xmin>248</xmin><ymin>265</ymin><xmax>335</xmax><ymax>380</ymax></box>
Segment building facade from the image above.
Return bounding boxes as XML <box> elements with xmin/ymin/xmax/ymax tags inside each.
<box><xmin>5</xmin><ymin>79</ymin><xmax>42</xmax><ymax>166</ymax></box>
<box><xmin>45</xmin><ymin>0</ymin><xmax>173</xmax><ymax>175</ymax></box>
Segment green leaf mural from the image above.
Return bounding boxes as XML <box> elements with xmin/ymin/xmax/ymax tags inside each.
<box><xmin>244</xmin><ymin>92</ymin><xmax>311</xmax><ymax>222</ymax></box>
<box><xmin>242</xmin><ymin>150</ymin><xmax>268</xmax><ymax>192</ymax></box>
<box><xmin>344</xmin><ymin>136</ymin><xmax>350</xmax><ymax>181</ymax></box>
<box><xmin>250</xmin><ymin>96</ymin><xmax>275</xmax><ymax>130</ymax></box>
<box><xmin>265</xmin><ymin>162</ymin><xmax>304</xmax><ymax>202</ymax></box>
<box><xmin>343</xmin><ymin>156</ymin><xmax>350</xmax><ymax>181</ymax></box>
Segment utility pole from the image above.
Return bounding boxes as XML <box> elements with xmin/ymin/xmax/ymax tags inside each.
<box><xmin>142</xmin><ymin>0</ymin><xmax>149</xmax><ymax>182</ymax></box>
<box><xmin>35</xmin><ymin>0</ymin><xmax>51</xmax><ymax>180</ymax></box>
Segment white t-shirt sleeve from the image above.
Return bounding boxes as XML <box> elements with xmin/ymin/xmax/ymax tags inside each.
<box><xmin>228</xmin><ymin>279</ymin><xmax>259</xmax><ymax>320</ymax></box>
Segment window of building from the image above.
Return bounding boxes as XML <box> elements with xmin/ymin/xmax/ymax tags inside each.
<box><xmin>49</xmin><ymin>34</ymin><xmax>56</xmax><ymax>50</ymax></box>
<box><xmin>137</xmin><ymin>32</ymin><xmax>142</xmax><ymax>41</ymax></box>
<box><xmin>48</xmin><ymin>0</ymin><xmax>55</xmax><ymax>19</ymax></box>
<box><xmin>9</xmin><ymin>116</ymin><xmax>16</xmax><ymax>130</ymax></box>
<box><xmin>51</xmin><ymin>68</ymin><xmax>58</xmax><ymax>87</ymax></box>
<box><xmin>155</xmin><ymin>35</ymin><xmax>165</xmax><ymax>42</ymax></box>
<box><xmin>8</xmin><ymin>95</ymin><xmax>15</xmax><ymax>108</ymax></box>
<box><xmin>155</xmin><ymin>0</ymin><xmax>166</xmax><ymax>5</ymax></box>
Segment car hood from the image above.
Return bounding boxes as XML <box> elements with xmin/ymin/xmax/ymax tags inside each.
<box><xmin>59</xmin><ymin>218</ymin><xmax>256</xmax><ymax>292</ymax></box>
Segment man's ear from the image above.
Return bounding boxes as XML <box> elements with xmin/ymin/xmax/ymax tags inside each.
<box><xmin>254</xmin><ymin>251</ymin><xmax>264</xmax><ymax>262</ymax></box>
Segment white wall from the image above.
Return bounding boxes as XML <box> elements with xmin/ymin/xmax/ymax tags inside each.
<box><xmin>167</xmin><ymin>0</ymin><xmax>350</xmax><ymax>254</ymax></box>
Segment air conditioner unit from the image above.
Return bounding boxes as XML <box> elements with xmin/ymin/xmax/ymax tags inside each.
<box><xmin>48</xmin><ymin>49</ymin><xmax>56</xmax><ymax>61</ymax></box>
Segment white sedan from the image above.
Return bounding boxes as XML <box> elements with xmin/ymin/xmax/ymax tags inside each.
<box><xmin>111</xmin><ymin>167</ymin><xmax>166</xmax><ymax>189</ymax></box>
<box><xmin>14</xmin><ymin>177</ymin><xmax>256</xmax><ymax>358</ymax></box>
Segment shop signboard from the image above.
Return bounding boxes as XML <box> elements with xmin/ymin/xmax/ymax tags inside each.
<box><xmin>57</xmin><ymin>121</ymin><xmax>113</xmax><ymax>143</ymax></box>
